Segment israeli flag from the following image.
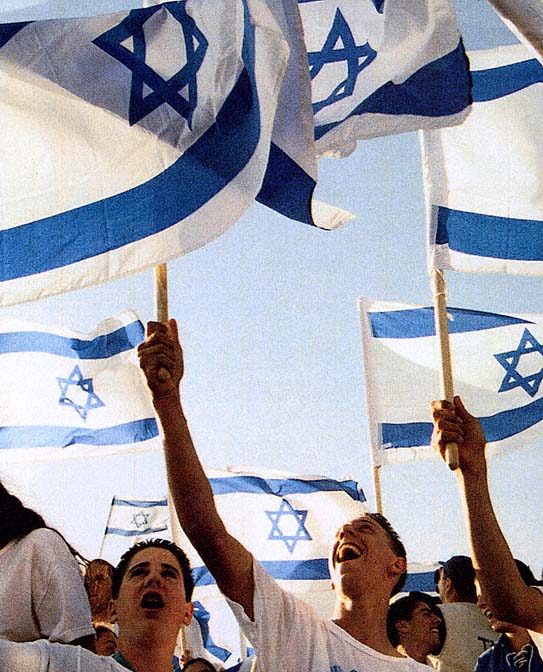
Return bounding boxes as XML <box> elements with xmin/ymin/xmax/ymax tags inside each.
<box><xmin>0</xmin><ymin>1</ymin><xmax>290</xmax><ymax>305</ymax></box>
<box><xmin>0</xmin><ymin>311</ymin><xmax>159</xmax><ymax>464</ymax></box>
<box><xmin>360</xmin><ymin>298</ymin><xmax>543</xmax><ymax>466</ymax></box>
<box><xmin>299</xmin><ymin>0</ymin><xmax>471</xmax><ymax>158</ymax></box>
<box><xmin>422</xmin><ymin>44</ymin><xmax>543</xmax><ymax>275</ymax></box>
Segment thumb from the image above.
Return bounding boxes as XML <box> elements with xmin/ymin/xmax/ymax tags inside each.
<box><xmin>453</xmin><ymin>396</ymin><xmax>474</xmax><ymax>422</ymax></box>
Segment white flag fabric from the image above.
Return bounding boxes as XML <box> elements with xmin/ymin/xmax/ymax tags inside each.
<box><xmin>298</xmin><ymin>0</ymin><xmax>471</xmax><ymax>158</ymax></box>
<box><xmin>170</xmin><ymin>466</ymin><xmax>368</xmax><ymax>664</ymax></box>
<box><xmin>422</xmin><ymin>44</ymin><xmax>543</xmax><ymax>275</ymax></box>
<box><xmin>0</xmin><ymin>311</ymin><xmax>159</xmax><ymax>464</ymax></box>
<box><xmin>360</xmin><ymin>297</ymin><xmax>543</xmax><ymax>466</ymax></box>
<box><xmin>0</xmin><ymin>1</ymin><xmax>289</xmax><ymax>305</ymax></box>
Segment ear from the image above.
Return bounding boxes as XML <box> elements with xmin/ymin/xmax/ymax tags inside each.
<box><xmin>389</xmin><ymin>556</ymin><xmax>407</xmax><ymax>579</ymax></box>
<box><xmin>108</xmin><ymin>598</ymin><xmax>118</xmax><ymax>624</ymax></box>
<box><xmin>396</xmin><ymin>619</ymin><xmax>410</xmax><ymax>635</ymax></box>
<box><xmin>183</xmin><ymin>601</ymin><xmax>194</xmax><ymax>626</ymax></box>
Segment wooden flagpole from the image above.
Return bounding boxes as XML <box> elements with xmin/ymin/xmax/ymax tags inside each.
<box><xmin>373</xmin><ymin>466</ymin><xmax>383</xmax><ymax>514</ymax></box>
<box><xmin>486</xmin><ymin>0</ymin><xmax>543</xmax><ymax>63</ymax></box>
<box><xmin>431</xmin><ymin>269</ymin><xmax>459</xmax><ymax>470</ymax></box>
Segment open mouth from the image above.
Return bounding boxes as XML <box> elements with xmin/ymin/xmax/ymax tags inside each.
<box><xmin>141</xmin><ymin>591</ymin><xmax>165</xmax><ymax>610</ymax></box>
<box><xmin>336</xmin><ymin>542</ymin><xmax>363</xmax><ymax>564</ymax></box>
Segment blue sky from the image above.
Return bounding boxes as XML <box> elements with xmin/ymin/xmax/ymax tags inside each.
<box><xmin>1</xmin><ymin>0</ymin><xmax>542</xmax><ymax>577</ymax></box>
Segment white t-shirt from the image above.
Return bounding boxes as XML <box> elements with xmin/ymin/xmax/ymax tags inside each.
<box><xmin>0</xmin><ymin>528</ymin><xmax>93</xmax><ymax>643</ymax></box>
<box><xmin>226</xmin><ymin>559</ymin><xmax>429</xmax><ymax>672</ymax></box>
<box><xmin>0</xmin><ymin>639</ymin><xmax>126</xmax><ymax>672</ymax></box>
<box><xmin>529</xmin><ymin>586</ymin><xmax>543</xmax><ymax>658</ymax></box>
<box><xmin>428</xmin><ymin>603</ymin><xmax>498</xmax><ymax>672</ymax></box>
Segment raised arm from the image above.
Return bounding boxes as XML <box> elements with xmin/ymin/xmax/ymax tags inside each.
<box><xmin>432</xmin><ymin>397</ymin><xmax>543</xmax><ymax>632</ymax></box>
<box><xmin>138</xmin><ymin>320</ymin><xmax>255</xmax><ymax>618</ymax></box>
<box><xmin>431</xmin><ymin>396</ymin><xmax>543</xmax><ymax>632</ymax></box>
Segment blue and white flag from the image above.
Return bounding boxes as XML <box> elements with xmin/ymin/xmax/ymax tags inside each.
<box><xmin>101</xmin><ymin>496</ymin><xmax>170</xmax><ymax>564</ymax></box>
<box><xmin>0</xmin><ymin>1</ymin><xmax>289</xmax><ymax>305</ymax></box>
<box><xmin>422</xmin><ymin>44</ymin><xmax>543</xmax><ymax>275</ymax></box>
<box><xmin>298</xmin><ymin>0</ymin><xmax>471</xmax><ymax>158</ymax></box>
<box><xmin>169</xmin><ymin>466</ymin><xmax>368</xmax><ymax>663</ymax></box>
<box><xmin>360</xmin><ymin>298</ymin><xmax>543</xmax><ymax>465</ymax></box>
<box><xmin>0</xmin><ymin>311</ymin><xmax>160</xmax><ymax>463</ymax></box>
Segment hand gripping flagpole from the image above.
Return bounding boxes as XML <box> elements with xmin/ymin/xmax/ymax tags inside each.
<box><xmin>431</xmin><ymin>269</ymin><xmax>459</xmax><ymax>470</ymax></box>
<box><xmin>486</xmin><ymin>0</ymin><xmax>543</xmax><ymax>65</ymax></box>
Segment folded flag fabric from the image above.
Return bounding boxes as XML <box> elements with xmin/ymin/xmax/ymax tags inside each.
<box><xmin>0</xmin><ymin>311</ymin><xmax>159</xmax><ymax>464</ymax></box>
<box><xmin>0</xmin><ymin>0</ymin><xmax>289</xmax><ymax>305</ymax></box>
<box><xmin>359</xmin><ymin>297</ymin><xmax>543</xmax><ymax>465</ymax></box>
<box><xmin>299</xmin><ymin>0</ymin><xmax>471</xmax><ymax>158</ymax></box>
<box><xmin>422</xmin><ymin>43</ymin><xmax>543</xmax><ymax>274</ymax></box>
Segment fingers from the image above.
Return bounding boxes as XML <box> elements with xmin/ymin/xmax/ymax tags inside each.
<box><xmin>431</xmin><ymin>399</ymin><xmax>465</xmax><ymax>451</ymax></box>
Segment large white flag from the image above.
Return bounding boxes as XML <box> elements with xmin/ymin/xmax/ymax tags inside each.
<box><xmin>360</xmin><ymin>298</ymin><xmax>543</xmax><ymax>466</ymax></box>
<box><xmin>422</xmin><ymin>44</ymin><xmax>543</xmax><ymax>275</ymax></box>
<box><xmin>299</xmin><ymin>0</ymin><xmax>471</xmax><ymax>158</ymax></box>
<box><xmin>0</xmin><ymin>311</ymin><xmax>159</xmax><ymax>464</ymax></box>
<box><xmin>0</xmin><ymin>1</ymin><xmax>289</xmax><ymax>305</ymax></box>
<box><xmin>170</xmin><ymin>467</ymin><xmax>368</xmax><ymax>664</ymax></box>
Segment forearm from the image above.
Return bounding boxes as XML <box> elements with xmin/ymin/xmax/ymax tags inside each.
<box><xmin>459</xmin><ymin>466</ymin><xmax>537</xmax><ymax>627</ymax></box>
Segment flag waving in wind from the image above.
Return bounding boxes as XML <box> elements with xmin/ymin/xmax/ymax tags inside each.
<box><xmin>360</xmin><ymin>298</ymin><xmax>543</xmax><ymax>466</ymax></box>
<box><xmin>0</xmin><ymin>311</ymin><xmax>159</xmax><ymax>464</ymax></box>
<box><xmin>422</xmin><ymin>44</ymin><xmax>543</xmax><ymax>274</ymax></box>
<box><xmin>0</xmin><ymin>1</ymin><xmax>289</xmax><ymax>305</ymax></box>
<box><xmin>299</xmin><ymin>0</ymin><xmax>471</xmax><ymax>158</ymax></box>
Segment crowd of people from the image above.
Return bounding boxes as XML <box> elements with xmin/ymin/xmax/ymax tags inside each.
<box><xmin>0</xmin><ymin>319</ymin><xmax>542</xmax><ymax>672</ymax></box>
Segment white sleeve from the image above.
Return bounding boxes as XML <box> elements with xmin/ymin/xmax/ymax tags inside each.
<box><xmin>30</xmin><ymin>529</ymin><xmax>94</xmax><ymax>643</ymax></box>
<box><xmin>0</xmin><ymin>640</ymin><xmax>125</xmax><ymax>672</ymax></box>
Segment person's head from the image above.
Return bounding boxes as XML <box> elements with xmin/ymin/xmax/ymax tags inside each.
<box><xmin>94</xmin><ymin>624</ymin><xmax>117</xmax><ymax>656</ymax></box>
<box><xmin>387</xmin><ymin>592</ymin><xmax>444</xmax><ymax>663</ymax></box>
<box><xmin>182</xmin><ymin>657</ymin><xmax>217</xmax><ymax>672</ymax></box>
<box><xmin>85</xmin><ymin>559</ymin><xmax>115</xmax><ymax>620</ymax></box>
<box><xmin>434</xmin><ymin>555</ymin><xmax>476</xmax><ymax>603</ymax></box>
<box><xmin>0</xmin><ymin>479</ymin><xmax>83</xmax><ymax>561</ymax></box>
<box><xmin>110</xmin><ymin>539</ymin><xmax>194</xmax><ymax>641</ymax></box>
<box><xmin>476</xmin><ymin>559</ymin><xmax>538</xmax><ymax>635</ymax></box>
<box><xmin>330</xmin><ymin>512</ymin><xmax>407</xmax><ymax>600</ymax></box>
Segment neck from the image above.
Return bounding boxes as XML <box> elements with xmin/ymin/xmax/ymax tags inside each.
<box><xmin>398</xmin><ymin>644</ymin><xmax>428</xmax><ymax>665</ymax></box>
<box><xmin>333</xmin><ymin>593</ymin><xmax>401</xmax><ymax>657</ymax></box>
<box><xmin>505</xmin><ymin>629</ymin><xmax>531</xmax><ymax>653</ymax></box>
<box><xmin>117</xmin><ymin>631</ymin><xmax>177</xmax><ymax>672</ymax></box>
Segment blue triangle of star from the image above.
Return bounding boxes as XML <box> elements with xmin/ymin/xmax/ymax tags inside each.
<box><xmin>265</xmin><ymin>499</ymin><xmax>312</xmax><ymax>554</ymax></box>
<box><xmin>494</xmin><ymin>328</ymin><xmax>543</xmax><ymax>397</ymax></box>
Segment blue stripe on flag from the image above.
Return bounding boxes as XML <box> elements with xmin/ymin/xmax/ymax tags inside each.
<box><xmin>113</xmin><ymin>498</ymin><xmax>168</xmax><ymax>507</ymax></box>
<box><xmin>402</xmin><ymin>571</ymin><xmax>436</xmax><ymax>593</ymax></box>
<box><xmin>0</xmin><ymin>321</ymin><xmax>144</xmax><ymax>358</ymax></box>
<box><xmin>209</xmin><ymin>476</ymin><xmax>365</xmax><ymax>501</ymax></box>
<box><xmin>105</xmin><ymin>525</ymin><xmax>168</xmax><ymax>537</ymax></box>
<box><xmin>0</xmin><ymin>9</ymin><xmax>260</xmax><ymax>282</ymax></box>
<box><xmin>194</xmin><ymin>561</ymin><xmax>437</xmax><ymax>590</ymax></box>
<box><xmin>315</xmin><ymin>41</ymin><xmax>470</xmax><ymax>141</ymax></box>
<box><xmin>471</xmin><ymin>58</ymin><xmax>543</xmax><ymax>103</ymax></box>
<box><xmin>435</xmin><ymin>206</ymin><xmax>543</xmax><ymax>262</ymax></box>
<box><xmin>368</xmin><ymin>307</ymin><xmax>531</xmax><ymax>339</ymax></box>
<box><xmin>193</xmin><ymin>558</ymin><xmax>330</xmax><ymax>585</ymax></box>
<box><xmin>0</xmin><ymin>418</ymin><xmax>158</xmax><ymax>449</ymax></box>
<box><xmin>382</xmin><ymin>395</ymin><xmax>543</xmax><ymax>448</ymax></box>
<box><xmin>256</xmin><ymin>142</ymin><xmax>316</xmax><ymax>225</ymax></box>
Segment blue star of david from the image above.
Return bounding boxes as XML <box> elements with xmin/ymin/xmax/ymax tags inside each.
<box><xmin>93</xmin><ymin>4</ymin><xmax>208</xmax><ymax>127</ymax></box>
<box><xmin>265</xmin><ymin>499</ymin><xmax>312</xmax><ymax>554</ymax></box>
<box><xmin>131</xmin><ymin>511</ymin><xmax>150</xmax><ymax>529</ymax></box>
<box><xmin>308</xmin><ymin>8</ymin><xmax>377</xmax><ymax>114</ymax></box>
<box><xmin>57</xmin><ymin>365</ymin><xmax>105</xmax><ymax>421</ymax></box>
<box><xmin>494</xmin><ymin>328</ymin><xmax>543</xmax><ymax>397</ymax></box>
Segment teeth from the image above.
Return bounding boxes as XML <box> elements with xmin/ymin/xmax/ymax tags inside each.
<box><xmin>337</xmin><ymin>543</ymin><xmax>362</xmax><ymax>562</ymax></box>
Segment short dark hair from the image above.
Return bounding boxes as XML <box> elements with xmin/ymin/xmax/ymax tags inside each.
<box><xmin>368</xmin><ymin>513</ymin><xmax>407</xmax><ymax>596</ymax></box>
<box><xmin>112</xmin><ymin>538</ymin><xmax>194</xmax><ymax>601</ymax></box>
<box><xmin>182</xmin><ymin>657</ymin><xmax>217</xmax><ymax>671</ymax></box>
<box><xmin>387</xmin><ymin>592</ymin><xmax>442</xmax><ymax>647</ymax></box>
